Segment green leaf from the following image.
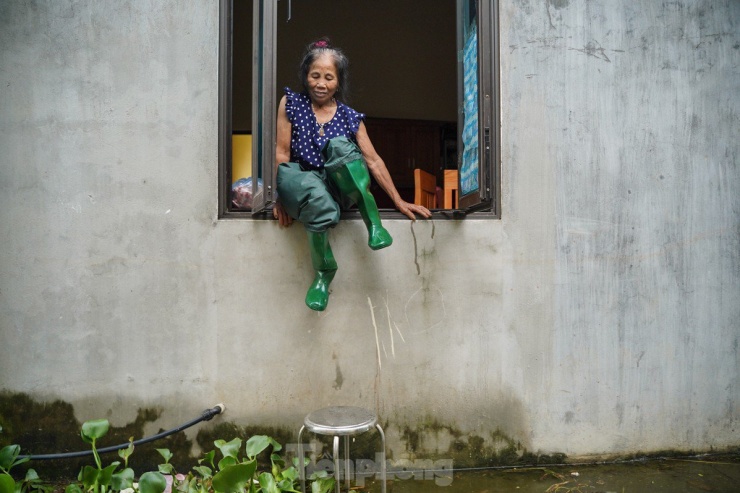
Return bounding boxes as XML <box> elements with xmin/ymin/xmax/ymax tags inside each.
<box><xmin>186</xmin><ymin>478</ymin><xmax>200</xmax><ymax>493</ymax></box>
<box><xmin>211</xmin><ymin>461</ymin><xmax>257</xmax><ymax>493</ymax></box>
<box><xmin>0</xmin><ymin>474</ymin><xmax>15</xmax><ymax>493</ymax></box>
<box><xmin>214</xmin><ymin>439</ymin><xmax>241</xmax><ymax>460</ymax></box>
<box><xmin>310</xmin><ymin>477</ymin><xmax>335</xmax><ymax>493</ymax></box>
<box><xmin>200</xmin><ymin>450</ymin><xmax>216</xmax><ymax>469</ymax></box>
<box><xmin>64</xmin><ymin>484</ymin><xmax>83</xmax><ymax>493</ymax></box>
<box><xmin>80</xmin><ymin>419</ymin><xmax>110</xmax><ymax>443</ymax></box>
<box><xmin>257</xmin><ymin>473</ymin><xmax>280</xmax><ymax>493</ymax></box>
<box><xmin>156</xmin><ymin>449</ymin><xmax>173</xmax><ymax>464</ymax></box>
<box><xmin>138</xmin><ymin>472</ymin><xmax>167</xmax><ymax>493</ymax></box>
<box><xmin>270</xmin><ymin>453</ymin><xmax>285</xmax><ymax>478</ymax></box>
<box><xmin>98</xmin><ymin>462</ymin><xmax>120</xmax><ymax>487</ymax></box>
<box><xmin>0</xmin><ymin>445</ymin><xmax>20</xmax><ymax>471</ymax></box>
<box><xmin>80</xmin><ymin>465</ymin><xmax>100</xmax><ymax>490</ymax></box>
<box><xmin>16</xmin><ymin>470</ymin><xmax>47</xmax><ymax>493</ymax></box>
<box><xmin>291</xmin><ymin>457</ymin><xmax>308</xmax><ymax>470</ymax></box>
<box><xmin>276</xmin><ymin>477</ymin><xmax>298</xmax><ymax>492</ymax></box>
<box><xmin>186</xmin><ymin>477</ymin><xmax>199</xmax><ymax>493</ymax></box>
<box><xmin>23</xmin><ymin>469</ymin><xmax>40</xmax><ymax>481</ymax></box>
<box><xmin>118</xmin><ymin>439</ymin><xmax>134</xmax><ymax>466</ymax></box>
<box><xmin>280</xmin><ymin>467</ymin><xmax>298</xmax><ymax>483</ymax></box>
<box><xmin>192</xmin><ymin>466</ymin><xmax>212</xmax><ymax>479</ymax></box>
<box><xmin>158</xmin><ymin>463</ymin><xmax>174</xmax><ymax>475</ymax></box>
<box><xmin>110</xmin><ymin>468</ymin><xmax>134</xmax><ymax>491</ymax></box>
<box><xmin>216</xmin><ymin>456</ymin><xmax>236</xmax><ymax>472</ymax></box>
<box><xmin>245</xmin><ymin>436</ymin><xmax>280</xmax><ymax>460</ymax></box>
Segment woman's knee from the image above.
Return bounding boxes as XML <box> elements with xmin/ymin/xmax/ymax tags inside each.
<box><xmin>299</xmin><ymin>188</ymin><xmax>340</xmax><ymax>229</ymax></box>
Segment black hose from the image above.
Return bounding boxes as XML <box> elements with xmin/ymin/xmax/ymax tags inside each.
<box><xmin>20</xmin><ymin>403</ymin><xmax>225</xmax><ymax>461</ymax></box>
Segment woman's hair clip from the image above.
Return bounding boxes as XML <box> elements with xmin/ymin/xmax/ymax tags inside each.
<box><xmin>314</xmin><ymin>39</ymin><xmax>329</xmax><ymax>49</ymax></box>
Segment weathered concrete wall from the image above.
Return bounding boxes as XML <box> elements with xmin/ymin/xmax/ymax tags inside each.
<box><xmin>502</xmin><ymin>0</ymin><xmax>740</xmax><ymax>455</ymax></box>
<box><xmin>0</xmin><ymin>0</ymin><xmax>738</xmax><ymax>465</ymax></box>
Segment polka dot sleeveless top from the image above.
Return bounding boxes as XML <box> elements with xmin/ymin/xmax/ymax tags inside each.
<box><xmin>284</xmin><ymin>87</ymin><xmax>365</xmax><ymax>169</ymax></box>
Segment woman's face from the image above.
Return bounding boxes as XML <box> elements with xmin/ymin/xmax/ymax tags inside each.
<box><xmin>306</xmin><ymin>54</ymin><xmax>339</xmax><ymax>106</ymax></box>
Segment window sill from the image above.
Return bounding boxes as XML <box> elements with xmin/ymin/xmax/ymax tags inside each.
<box><xmin>220</xmin><ymin>208</ymin><xmax>499</xmax><ymax>220</ymax></box>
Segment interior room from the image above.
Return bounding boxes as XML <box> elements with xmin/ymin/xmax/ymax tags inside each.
<box><xmin>231</xmin><ymin>0</ymin><xmax>460</xmax><ymax>209</ymax></box>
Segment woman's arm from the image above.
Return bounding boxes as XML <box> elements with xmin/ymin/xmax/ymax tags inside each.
<box><xmin>355</xmin><ymin>122</ymin><xmax>432</xmax><ymax>221</ymax></box>
<box><xmin>276</xmin><ymin>96</ymin><xmax>292</xmax><ymax>164</ymax></box>
<box><xmin>273</xmin><ymin>96</ymin><xmax>293</xmax><ymax>227</ymax></box>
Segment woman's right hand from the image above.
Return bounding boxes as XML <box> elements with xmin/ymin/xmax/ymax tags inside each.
<box><xmin>273</xmin><ymin>201</ymin><xmax>293</xmax><ymax>228</ymax></box>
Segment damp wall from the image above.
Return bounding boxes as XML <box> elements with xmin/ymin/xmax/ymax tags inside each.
<box><xmin>0</xmin><ymin>0</ymin><xmax>738</xmax><ymax>463</ymax></box>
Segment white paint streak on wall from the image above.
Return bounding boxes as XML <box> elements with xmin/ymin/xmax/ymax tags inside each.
<box><xmin>385</xmin><ymin>292</ymin><xmax>396</xmax><ymax>358</ymax></box>
<box><xmin>368</xmin><ymin>296</ymin><xmax>382</xmax><ymax>370</ymax></box>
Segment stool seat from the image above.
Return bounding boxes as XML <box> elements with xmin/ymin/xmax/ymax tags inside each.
<box><xmin>304</xmin><ymin>406</ymin><xmax>377</xmax><ymax>435</ymax></box>
<box><xmin>298</xmin><ymin>406</ymin><xmax>386</xmax><ymax>493</ymax></box>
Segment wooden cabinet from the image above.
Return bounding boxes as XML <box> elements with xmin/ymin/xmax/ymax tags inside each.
<box><xmin>364</xmin><ymin>118</ymin><xmax>454</xmax><ymax>206</ymax></box>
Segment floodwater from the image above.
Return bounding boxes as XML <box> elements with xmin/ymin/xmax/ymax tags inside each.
<box><xmin>358</xmin><ymin>455</ymin><xmax>740</xmax><ymax>492</ymax></box>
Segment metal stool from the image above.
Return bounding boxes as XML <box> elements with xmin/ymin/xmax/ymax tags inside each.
<box><xmin>297</xmin><ymin>406</ymin><xmax>387</xmax><ymax>493</ymax></box>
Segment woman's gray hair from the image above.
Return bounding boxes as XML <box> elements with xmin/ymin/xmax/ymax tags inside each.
<box><xmin>299</xmin><ymin>37</ymin><xmax>350</xmax><ymax>102</ymax></box>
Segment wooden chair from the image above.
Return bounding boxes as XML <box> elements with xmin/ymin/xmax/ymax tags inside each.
<box><xmin>414</xmin><ymin>169</ymin><xmax>437</xmax><ymax>209</ymax></box>
<box><xmin>443</xmin><ymin>169</ymin><xmax>459</xmax><ymax>209</ymax></box>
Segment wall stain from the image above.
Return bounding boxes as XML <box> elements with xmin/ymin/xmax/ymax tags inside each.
<box><xmin>570</xmin><ymin>40</ymin><xmax>612</xmax><ymax>62</ymax></box>
<box><xmin>4</xmin><ymin>393</ymin><xmax>733</xmax><ymax>475</ymax></box>
<box><xmin>544</xmin><ymin>0</ymin><xmax>569</xmax><ymax>29</ymax></box>
<box><xmin>410</xmin><ymin>222</ymin><xmax>420</xmax><ymax>275</ymax></box>
<box><xmin>398</xmin><ymin>419</ymin><xmax>566</xmax><ymax>468</ymax></box>
<box><xmin>0</xmin><ymin>392</ymin><xmax>187</xmax><ymax>479</ymax></box>
<box><xmin>0</xmin><ymin>393</ymin><xmax>301</xmax><ymax>480</ymax></box>
<box><xmin>332</xmin><ymin>352</ymin><xmax>344</xmax><ymax>390</ymax></box>
<box><xmin>410</xmin><ymin>221</ymin><xmax>437</xmax><ymax>278</ymax></box>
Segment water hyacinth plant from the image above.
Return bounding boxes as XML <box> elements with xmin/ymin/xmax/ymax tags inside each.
<box><xmin>158</xmin><ymin>434</ymin><xmax>334</xmax><ymax>493</ymax></box>
<box><xmin>64</xmin><ymin>419</ymin><xmax>167</xmax><ymax>493</ymax></box>
<box><xmin>1</xmin><ymin>422</ymin><xmax>335</xmax><ymax>493</ymax></box>
<box><xmin>1</xmin><ymin>425</ymin><xmax>50</xmax><ymax>493</ymax></box>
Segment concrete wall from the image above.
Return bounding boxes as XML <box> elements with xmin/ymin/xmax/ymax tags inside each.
<box><xmin>1</xmin><ymin>0</ymin><xmax>738</xmax><ymax>464</ymax></box>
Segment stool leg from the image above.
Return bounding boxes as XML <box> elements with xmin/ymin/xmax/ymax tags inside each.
<box><xmin>344</xmin><ymin>435</ymin><xmax>350</xmax><ymax>491</ymax></box>
<box><xmin>297</xmin><ymin>426</ymin><xmax>306</xmax><ymax>493</ymax></box>
<box><xmin>376</xmin><ymin>424</ymin><xmax>387</xmax><ymax>493</ymax></box>
<box><xmin>333</xmin><ymin>436</ymin><xmax>340</xmax><ymax>493</ymax></box>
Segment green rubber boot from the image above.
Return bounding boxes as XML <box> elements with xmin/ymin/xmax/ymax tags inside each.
<box><xmin>305</xmin><ymin>231</ymin><xmax>338</xmax><ymax>311</ymax></box>
<box><xmin>328</xmin><ymin>160</ymin><xmax>393</xmax><ymax>250</ymax></box>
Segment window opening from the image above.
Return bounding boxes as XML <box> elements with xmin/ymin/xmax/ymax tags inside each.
<box><xmin>220</xmin><ymin>0</ymin><xmax>499</xmax><ymax>218</ymax></box>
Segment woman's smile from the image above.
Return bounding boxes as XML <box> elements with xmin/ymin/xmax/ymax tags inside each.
<box><xmin>307</xmin><ymin>54</ymin><xmax>338</xmax><ymax>106</ymax></box>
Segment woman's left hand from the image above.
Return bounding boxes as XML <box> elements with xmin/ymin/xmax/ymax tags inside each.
<box><xmin>395</xmin><ymin>200</ymin><xmax>432</xmax><ymax>221</ymax></box>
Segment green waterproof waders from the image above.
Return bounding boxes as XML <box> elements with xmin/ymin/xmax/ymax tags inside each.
<box><xmin>305</xmin><ymin>230</ymin><xmax>338</xmax><ymax>311</ymax></box>
<box><xmin>277</xmin><ymin>137</ymin><xmax>392</xmax><ymax>311</ymax></box>
<box><xmin>323</xmin><ymin>137</ymin><xmax>393</xmax><ymax>250</ymax></box>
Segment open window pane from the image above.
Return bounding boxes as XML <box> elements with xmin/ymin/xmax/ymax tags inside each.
<box><xmin>457</xmin><ymin>0</ymin><xmax>496</xmax><ymax>212</ymax></box>
<box><xmin>459</xmin><ymin>0</ymin><xmax>480</xmax><ymax>198</ymax></box>
<box><xmin>231</xmin><ymin>0</ymin><xmax>255</xmax><ymax>211</ymax></box>
<box><xmin>250</xmin><ymin>0</ymin><xmax>277</xmax><ymax>215</ymax></box>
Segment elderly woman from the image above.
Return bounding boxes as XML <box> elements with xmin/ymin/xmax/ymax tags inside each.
<box><xmin>274</xmin><ymin>38</ymin><xmax>431</xmax><ymax>311</ymax></box>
